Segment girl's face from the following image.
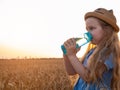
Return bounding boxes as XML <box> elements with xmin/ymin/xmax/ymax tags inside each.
<box><xmin>85</xmin><ymin>17</ymin><xmax>106</xmax><ymax>45</ymax></box>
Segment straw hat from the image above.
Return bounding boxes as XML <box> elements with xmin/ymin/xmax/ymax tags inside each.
<box><xmin>84</xmin><ymin>8</ymin><xmax>119</xmax><ymax>32</ymax></box>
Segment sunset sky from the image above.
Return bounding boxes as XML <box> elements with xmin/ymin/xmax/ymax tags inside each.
<box><xmin>0</xmin><ymin>0</ymin><xmax>120</xmax><ymax>58</ymax></box>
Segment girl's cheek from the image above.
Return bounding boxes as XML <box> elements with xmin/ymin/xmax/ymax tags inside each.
<box><xmin>90</xmin><ymin>32</ymin><xmax>94</xmax><ymax>37</ymax></box>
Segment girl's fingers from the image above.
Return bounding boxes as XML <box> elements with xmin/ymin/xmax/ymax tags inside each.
<box><xmin>64</xmin><ymin>38</ymin><xmax>75</xmax><ymax>48</ymax></box>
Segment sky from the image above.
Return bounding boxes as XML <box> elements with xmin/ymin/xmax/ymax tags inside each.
<box><xmin>0</xmin><ymin>0</ymin><xmax>120</xmax><ymax>59</ymax></box>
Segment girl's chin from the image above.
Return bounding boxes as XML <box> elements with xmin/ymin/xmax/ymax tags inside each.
<box><xmin>91</xmin><ymin>41</ymin><xmax>97</xmax><ymax>45</ymax></box>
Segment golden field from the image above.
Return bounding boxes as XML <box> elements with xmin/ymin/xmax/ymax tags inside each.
<box><xmin>0</xmin><ymin>58</ymin><xmax>78</xmax><ymax>90</ymax></box>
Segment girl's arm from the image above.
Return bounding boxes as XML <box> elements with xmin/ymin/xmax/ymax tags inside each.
<box><xmin>63</xmin><ymin>54</ymin><xmax>77</xmax><ymax>75</ymax></box>
<box><xmin>67</xmin><ymin>55</ymin><xmax>89</xmax><ymax>82</ymax></box>
<box><xmin>63</xmin><ymin>38</ymin><xmax>89</xmax><ymax>81</ymax></box>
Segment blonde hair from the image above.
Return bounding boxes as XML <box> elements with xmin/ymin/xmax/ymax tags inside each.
<box><xmin>81</xmin><ymin>18</ymin><xmax>120</xmax><ymax>89</ymax></box>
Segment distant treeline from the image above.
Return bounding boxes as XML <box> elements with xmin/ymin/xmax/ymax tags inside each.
<box><xmin>0</xmin><ymin>58</ymin><xmax>64</xmax><ymax>60</ymax></box>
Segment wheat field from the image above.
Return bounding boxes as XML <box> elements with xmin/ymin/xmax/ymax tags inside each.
<box><xmin>0</xmin><ymin>59</ymin><xmax>78</xmax><ymax>90</ymax></box>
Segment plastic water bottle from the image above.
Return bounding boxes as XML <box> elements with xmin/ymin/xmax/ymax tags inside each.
<box><xmin>61</xmin><ymin>32</ymin><xmax>93</xmax><ymax>55</ymax></box>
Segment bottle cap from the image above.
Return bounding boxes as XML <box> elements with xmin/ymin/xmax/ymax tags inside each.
<box><xmin>84</xmin><ymin>32</ymin><xmax>93</xmax><ymax>41</ymax></box>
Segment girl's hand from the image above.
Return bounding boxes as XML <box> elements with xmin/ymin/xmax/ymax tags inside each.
<box><xmin>64</xmin><ymin>38</ymin><xmax>80</xmax><ymax>56</ymax></box>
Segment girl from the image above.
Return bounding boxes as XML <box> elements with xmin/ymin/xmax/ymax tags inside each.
<box><xmin>63</xmin><ymin>8</ymin><xmax>120</xmax><ymax>90</ymax></box>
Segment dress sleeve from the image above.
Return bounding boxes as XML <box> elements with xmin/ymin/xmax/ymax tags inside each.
<box><xmin>104</xmin><ymin>54</ymin><xmax>114</xmax><ymax>71</ymax></box>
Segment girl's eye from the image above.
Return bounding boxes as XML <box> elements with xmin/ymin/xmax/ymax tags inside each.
<box><xmin>86</xmin><ymin>26</ymin><xmax>95</xmax><ymax>31</ymax></box>
<box><xmin>89</xmin><ymin>27</ymin><xmax>94</xmax><ymax>30</ymax></box>
<box><xmin>88</xmin><ymin>27</ymin><xmax>95</xmax><ymax>31</ymax></box>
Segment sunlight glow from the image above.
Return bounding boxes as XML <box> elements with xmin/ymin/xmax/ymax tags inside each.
<box><xmin>0</xmin><ymin>0</ymin><xmax>120</xmax><ymax>58</ymax></box>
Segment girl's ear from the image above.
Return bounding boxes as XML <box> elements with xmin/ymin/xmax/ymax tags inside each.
<box><xmin>109</xmin><ymin>9</ymin><xmax>113</xmax><ymax>13</ymax></box>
